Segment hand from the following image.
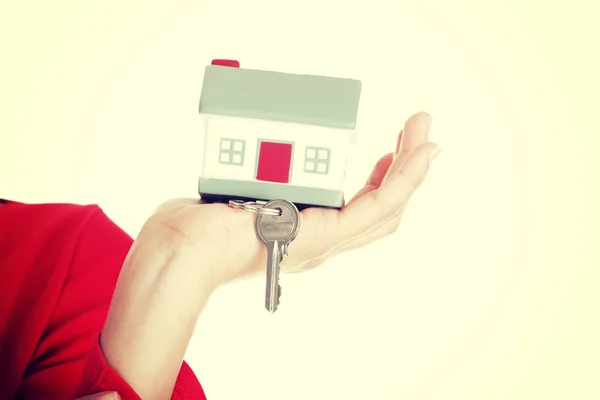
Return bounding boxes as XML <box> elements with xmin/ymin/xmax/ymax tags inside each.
<box><xmin>152</xmin><ymin>111</ymin><xmax>439</xmax><ymax>285</ymax></box>
<box><xmin>101</xmin><ymin>111</ymin><xmax>439</xmax><ymax>398</ymax></box>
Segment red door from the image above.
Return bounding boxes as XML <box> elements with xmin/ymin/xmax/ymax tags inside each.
<box><xmin>256</xmin><ymin>141</ymin><xmax>292</xmax><ymax>184</ymax></box>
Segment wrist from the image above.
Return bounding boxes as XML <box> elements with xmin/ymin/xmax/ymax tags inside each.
<box><xmin>140</xmin><ymin>221</ymin><xmax>223</xmax><ymax>290</ymax></box>
<box><xmin>100</xmin><ymin>227</ymin><xmax>217</xmax><ymax>398</ymax></box>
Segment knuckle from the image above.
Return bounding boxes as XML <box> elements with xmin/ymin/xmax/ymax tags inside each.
<box><xmin>383</xmin><ymin>223</ymin><xmax>397</xmax><ymax>236</ymax></box>
<box><xmin>381</xmin><ymin>216</ymin><xmax>401</xmax><ymax>237</ymax></box>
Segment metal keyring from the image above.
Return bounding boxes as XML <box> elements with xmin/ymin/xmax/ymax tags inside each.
<box><xmin>228</xmin><ymin>200</ymin><xmax>247</xmax><ymax>210</ymax></box>
<box><xmin>228</xmin><ymin>199</ymin><xmax>282</xmax><ymax>216</ymax></box>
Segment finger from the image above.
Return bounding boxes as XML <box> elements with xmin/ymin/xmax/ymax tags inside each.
<box><xmin>291</xmin><ymin>146</ymin><xmax>425</xmax><ymax>269</ymax></box>
<box><xmin>299</xmin><ymin>204</ymin><xmax>407</xmax><ymax>270</ymax></box>
<box><xmin>365</xmin><ymin>153</ymin><xmax>395</xmax><ymax>186</ymax></box>
<box><xmin>339</xmin><ymin>142</ymin><xmax>439</xmax><ymax>239</ymax></box>
<box><xmin>386</xmin><ymin>112</ymin><xmax>432</xmax><ymax>180</ymax></box>
<box><xmin>301</xmin><ymin>144</ymin><xmax>433</xmax><ymax>263</ymax></box>
<box><xmin>347</xmin><ymin>152</ymin><xmax>394</xmax><ymax>204</ymax></box>
<box><xmin>395</xmin><ymin>130</ymin><xmax>404</xmax><ymax>155</ymax></box>
<box><xmin>349</xmin><ymin>112</ymin><xmax>432</xmax><ymax>206</ymax></box>
<box><xmin>296</xmin><ymin>210</ymin><xmax>406</xmax><ymax>272</ymax></box>
<box><xmin>336</xmin><ymin>205</ymin><xmax>409</xmax><ymax>255</ymax></box>
<box><xmin>76</xmin><ymin>391</ymin><xmax>120</xmax><ymax>400</ymax></box>
<box><xmin>293</xmin><ymin>202</ymin><xmax>410</xmax><ymax>271</ymax></box>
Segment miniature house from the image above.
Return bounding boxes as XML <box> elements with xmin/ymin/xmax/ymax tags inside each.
<box><xmin>197</xmin><ymin>59</ymin><xmax>362</xmax><ymax>209</ymax></box>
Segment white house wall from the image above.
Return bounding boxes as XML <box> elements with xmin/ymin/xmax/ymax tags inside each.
<box><xmin>200</xmin><ymin>114</ymin><xmax>355</xmax><ymax>190</ymax></box>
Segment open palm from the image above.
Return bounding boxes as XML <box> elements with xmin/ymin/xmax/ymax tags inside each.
<box><xmin>151</xmin><ymin>112</ymin><xmax>439</xmax><ymax>286</ymax></box>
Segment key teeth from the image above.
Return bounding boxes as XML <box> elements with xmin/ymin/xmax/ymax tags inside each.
<box><xmin>277</xmin><ymin>284</ymin><xmax>282</xmax><ymax>306</ymax></box>
<box><xmin>277</xmin><ymin>265</ymin><xmax>281</xmax><ymax>306</ymax></box>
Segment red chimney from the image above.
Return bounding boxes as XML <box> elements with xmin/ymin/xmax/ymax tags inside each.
<box><xmin>211</xmin><ymin>59</ymin><xmax>240</xmax><ymax>68</ymax></box>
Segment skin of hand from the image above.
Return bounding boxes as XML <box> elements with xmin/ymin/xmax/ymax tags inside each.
<box><xmin>76</xmin><ymin>391</ymin><xmax>120</xmax><ymax>399</ymax></box>
<box><xmin>100</xmin><ymin>112</ymin><xmax>440</xmax><ymax>399</ymax></box>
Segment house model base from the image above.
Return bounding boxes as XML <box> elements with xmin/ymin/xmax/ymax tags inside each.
<box><xmin>198</xmin><ymin>193</ymin><xmax>341</xmax><ymax>212</ymax></box>
<box><xmin>197</xmin><ymin>59</ymin><xmax>362</xmax><ymax>209</ymax></box>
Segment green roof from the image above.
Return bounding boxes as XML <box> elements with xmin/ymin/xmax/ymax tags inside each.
<box><xmin>199</xmin><ymin>65</ymin><xmax>361</xmax><ymax>130</ymax></box>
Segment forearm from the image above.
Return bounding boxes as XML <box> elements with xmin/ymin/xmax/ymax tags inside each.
<box><xmin>100</xmin><ymin>228</ymin><xmax>217</xmax><ymax>399</ymax></box>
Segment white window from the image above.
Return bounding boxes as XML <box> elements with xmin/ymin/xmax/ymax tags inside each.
<box><xmin>219</xmin><ymin>138</ymin><xmax>245</xmax><ymax>166</ymax></box>
<box><xmin>304</xmin><ymin>146</ymin><xmax>330</xmax><ymax>174</ymax></box>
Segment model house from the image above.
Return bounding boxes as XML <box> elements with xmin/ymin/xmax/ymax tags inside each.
<box><xmin>197</xmin><ymin>59</ymin><xmax>362</xmax><ymax>209</ymax></box>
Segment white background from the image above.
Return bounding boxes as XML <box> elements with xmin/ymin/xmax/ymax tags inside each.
<box><xmin>1</xmin><ymin>1</ymin><xmax>598</xmax><ymax>399</ymax></box>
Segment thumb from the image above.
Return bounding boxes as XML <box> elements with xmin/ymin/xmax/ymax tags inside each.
<box><xmin>76</xmin><ymin>391</ymin><xmax>120</xmax><ymax>400</ymax></box>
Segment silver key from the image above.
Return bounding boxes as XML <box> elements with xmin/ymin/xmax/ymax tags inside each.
<box><xmin>256</xmin><ymin>199</ymin><xmax>300</xmax><ymax>313</ymax></box>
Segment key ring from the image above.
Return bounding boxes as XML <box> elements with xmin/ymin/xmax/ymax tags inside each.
<box><xmin>228</xmin><ymin>200</ymin><xmax>282</xmax><ymax>216</ymax></box>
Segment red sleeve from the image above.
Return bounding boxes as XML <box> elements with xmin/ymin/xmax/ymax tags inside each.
<box><xmin>0</xmin><ymin>201</ymin><xmax>206</xmax><ymax>399</ymax></box>
<box><xmin>77</xmin><ymin>338</ymin><xmax>205</xmax><ymax>400</ymax></box>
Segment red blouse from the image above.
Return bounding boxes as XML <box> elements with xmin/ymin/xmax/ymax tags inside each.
<box><xmin>0</xmin><ymin>200</ymin><xmax>207</xmax><ymax>399</ymax></box>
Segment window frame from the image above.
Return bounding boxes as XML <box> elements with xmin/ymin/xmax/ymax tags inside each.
<box><xmin>219</xmin><ymin>138</ymin><xmax>246</xmax><ymax>166</ymax></box>
<box><xmin>304</xmin><ymin>146</ymin><xmax>330</xmax><ymax>174</ymax></box>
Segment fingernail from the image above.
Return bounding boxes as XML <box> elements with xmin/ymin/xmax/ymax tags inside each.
<box><xmin>428</xmin><ymin>147</ymin><xmax>442</xmax><ymax>166</ymax></box>
<box><xmin>425</xmin><ymin>114</ymin><xmax>433</xmax><ymax>133</ymax></box>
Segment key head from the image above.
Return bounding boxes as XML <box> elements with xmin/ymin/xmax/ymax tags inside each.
<box><xmin>256</xmin><ymin>199</ymin><xmax>300</xmax><ymax>245</ymax></box>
